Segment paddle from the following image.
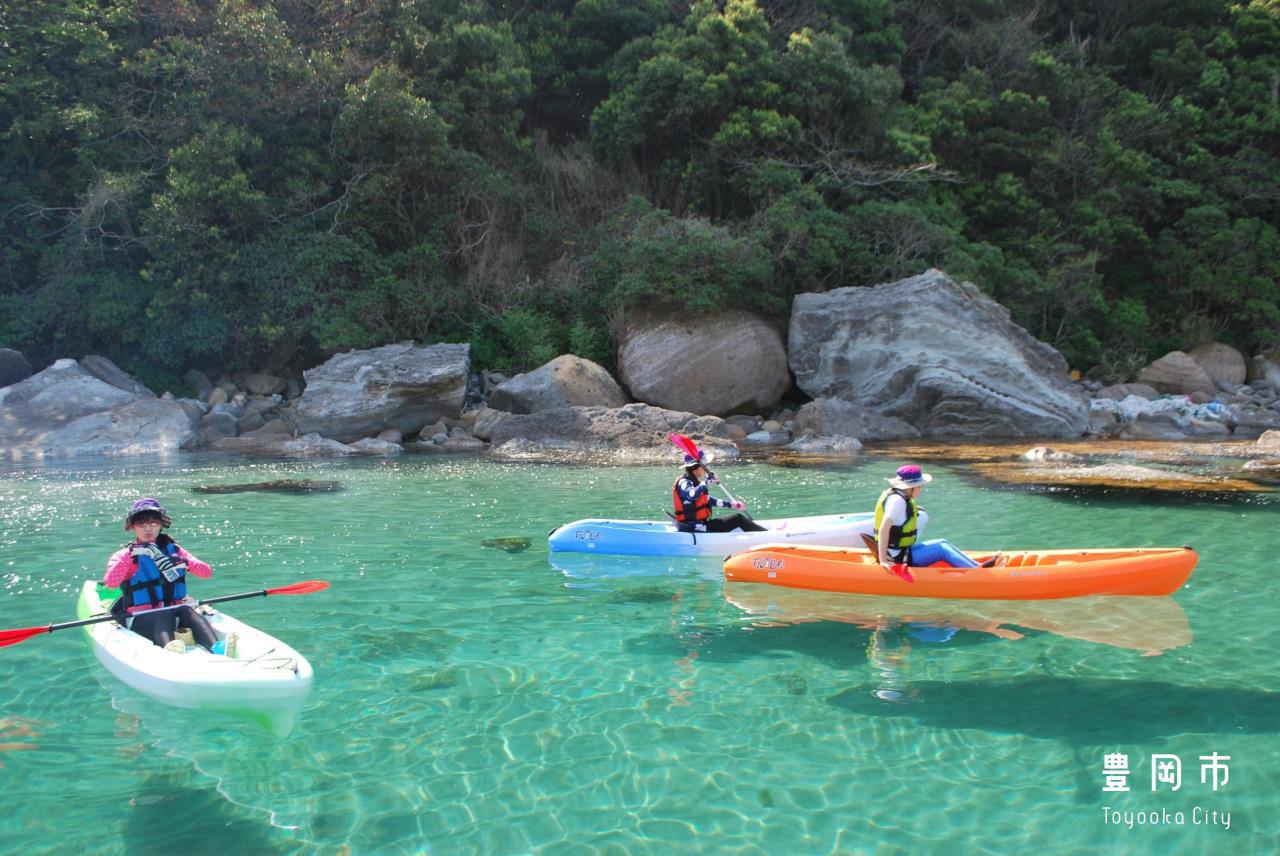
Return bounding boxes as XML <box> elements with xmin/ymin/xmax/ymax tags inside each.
<box><xmin>0</xmin><ymin>580</ymin><xmax>329</xmax><ymax>649</ymax></box>
<box><xmin>667</xmin><ymin>432</ymin><xmax>751</xmax><ymax>516</ymax></box>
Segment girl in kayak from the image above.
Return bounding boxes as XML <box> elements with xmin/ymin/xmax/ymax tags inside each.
<box><xmin>104</xmin><ymin>498</ymin><xmax>221</xmax><ymax>651</ymax></box>
<box><xmin>672</xmin><ymin>452</ymin><xmax>766</xmax><ymax>533</ymax></box>
<box><xmin>871</xmin><ymin>465</ymin><xmax>999</xmax><ymax>571</ymax></box>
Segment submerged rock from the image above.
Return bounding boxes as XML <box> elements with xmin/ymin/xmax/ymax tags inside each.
<box><xmin>481</xmin><ymin>537</ymin><xmax>532</xmax><ymax>553</ymax></box>
<box><xmin>192</xmin><ymin>479</ymin><xmax>344</xmax><ymax>494</ymax></box>
<box><xmin>972</xmin><ymin>461</ymin><xmax>1268</xmax><ymax>494</ymax></box>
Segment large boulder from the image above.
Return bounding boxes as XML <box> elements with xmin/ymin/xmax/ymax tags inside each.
<box><xmin>489</xmin><ymin>354</ymin><xmax>628</xmax><ymax>413</ymax></box>
<box><xmin>617</xmin><ymin>310</ymin><xmax>790</xmax><ymax>416</ymax></box>
<box><xmin>793</xmin><ymin>397</ymin><xmax>920</xmax><ymax>441</ymax></box>
<box><xmin>488</xmin><ymin>403</ymin><xmax>736</xmax><ymax>462</ymax></box>
<box><xmin>79</xmin><ymin>355</ymin><xmax>155</xmax><ymax>397</ymax></box>
<box><xmin>292</xmin><ymin>342</ymin><xmax>470</xmax><ymax>443</ymax></box>
<box><xmin>1188</xmin><ymin>342</ymin><xmax>1246</xmax><ymax>388</ymax></box>
<box><xmin>0</xmin><ymin>359</ymin><xmax>196</xmax><ymax>456</ymax></box>
<box><xmin>1136</xmin><ymin>351</ymin><xmax>1216</xmax><ymax>394</ymax></box>
<box><xmin>0</xmin><ymin>348</ymin><xmax>33</xmax><ymax>388</ymax></box>
<box><xmin>789</xmin><ymin>270</ymin><xmax>1089</xmax><ymax>438</ymax></box>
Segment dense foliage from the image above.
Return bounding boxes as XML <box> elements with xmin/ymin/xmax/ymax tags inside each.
<box><xmin>2</xmin><ymin>0</ymin><xmax>1277</xmax><ymax>386</ymax></box>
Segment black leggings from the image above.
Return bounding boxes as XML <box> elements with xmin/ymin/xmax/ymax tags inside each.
<box><xmin>129</xmin><ymin>606</ymin><xmax>219</xmax><ymax>650</ymax></box>
<box><xmin>701</xmin><ymin>513</ymin><xmax>767</xmax><ymax>533</ymax></box>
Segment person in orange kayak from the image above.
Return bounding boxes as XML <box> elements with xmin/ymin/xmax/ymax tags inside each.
<box><xmin>672</xmin><ymin>451</ymin><xmax>765</xmax><ymax>533</ymax></box>
<box><xmin>103</xmin><ymin>498</ymin><xmax>223</xmax><ymax>652</ymax></box>
<box><xmin>871</xmin><ymin>465</ymin><xmax>999</xmax><ymax>570</ymax></box>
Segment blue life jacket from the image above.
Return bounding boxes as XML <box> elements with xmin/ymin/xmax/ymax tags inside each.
<box><xmin>121</xmin><ymin>536</ymin><xmax>188</xmax><ymax>609</ymax></box>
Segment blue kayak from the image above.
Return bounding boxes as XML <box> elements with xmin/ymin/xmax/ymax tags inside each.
<box><xmin>547</xmin><ymin>512</ymin><xmax>875</xmax><ymax>557</ymax></box>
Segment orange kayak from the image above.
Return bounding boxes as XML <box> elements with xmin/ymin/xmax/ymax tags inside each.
<box><xmin>722</xmin><ymin>544</ymin><xmax>1198</xmax><ymax>599</ymax></box>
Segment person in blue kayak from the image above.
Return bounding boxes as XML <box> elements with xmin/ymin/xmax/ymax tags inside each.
<box><xmin>672</xmin><ymin>451</ymin><xmax>766</xmax><ymax>533</ymax></box>
<box><xmin>104</xmin><ymin>498</ymin><xmax>224</xmax><ymax>652</ymax></box>
<box><xmin>871</xmin><ymin>465</ymin><xmax>1000</xmax><ymax>571</ymax></box>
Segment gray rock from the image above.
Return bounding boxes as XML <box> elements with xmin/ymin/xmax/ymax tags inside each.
<box><xmin>236</xmin><ymin>412</ymin><xmax>267</xmax><ymax>434</ymax></box>
<box><xmin>0</xmin><ymin>348</ymin><xmax>33</xmax><ymax>387</ymax></box>
<box><xmin>442</xmin><ymin>435</ymin><xmax>486</xmax><ymax>451</ymax></box>
<box><xmin>1088</xmin><ymin>409</ymin><xmax>1120</xmax><ymax>438</ymax></box>
<box><xmin>245</xmin><ymin>372</ymin><xmax>287</xmax><ymax>396</ymax></box>
<box><xmin>293</xmin><ymin>342</ymin><xmax>470</xmax><ymax>443</ymax></box>
<box><xmin>469</xmin><ymin>407</ymin><xmax>512</xmax><ymax>442</ymax></box>
<box><xmin>489</xmin><ymin>403</ymin><xmax>736</xmax><ymax>462</ymax></box>
<box><xmin>725</xmin><ymin>415</ymin><xmax>761</xmax><ymax>433</ymax></box>
<box><xmin>784</xmin><ymin>433</ymin><xmax>862</xmax><ymax>455</ymax></box>
<box><xmin>1095</xmin><ymin>383</ymin><xmax>1158</xmax><ymax>401</ymax></box>
<box><xmin>1259</xmin><ymin>429</ymin><xmax>1280</xmax><ymax>449</ymax></box>
<box><xmin>1022</xmin><ymin>446</ymin><xmax>1080</xmax><ymax>462</ymax></box>
<box><xmin>80</xmin><ymin>355</ymin><xmax>154</xmax><ymax>397</ymax></box>
<box><xmin>489</xmin><ymin>354</ymin><xmax>628</xmax><ymax>414</ymax></box>
<box><xmin>210</xmin><ymin>401</ymin><xmax>245</xmax><ymax>419</ymax></box>
<box><xmin>184</xmin><ymin>369</ymin><xmax>214</xmax><ymax>401</ymax></box>
<box><xmin>793</xmin><ymin>397</ymin><xmax>921</xmax><ymax>441</ymax></box>
<box><xmin>206</xmin><ymin>387</ymin><xmax>228</xmax><ymax>408</ymax></box>
<box><xmin>174</xmin><ymin>398</ymin><xmax>207</xmax><ymax>424</ymax></box>
<box><xmin>0</xmin><ymin>359</ymin><xmax>197</xmax><ymax>456</ymax></box>
<box><xmin>243</xmin><ymin>397</ymin><xmax>281</xmax><ymax>420</ymax></box>
<box><xmin>377</xmin><ymin>428</ymin><xmax>403</xmax><ymax>444</ymax></box>
<box><xmin>743</xmin><ymin>430</ymin><xmax>790</xmax><ymax>446</ymax></box>
<box><xmin>198</xmin><ymin>411</ymin><xmax>239</xmax><ymax>443</ymax></box>
<box><xmin>789</xmin><ymin>269</ymin><xmax>1088</xmax><ymax>438</ymax></box>
<box><xmin>285</xmin><ymin>377</ymin><xmax>304</xmax><ymax>400</ymax></box>
<box><xmin>1189</xmin><ymin>342</ymin><xmax>1247</xmax><ymax>387</ymax></box>
<box><xmin>1136</xmin><ymin>351</ymin><xmax>1216</xmax><ymax>394</ymax></box>
<box><xmin>282</xmin><ymin>433</ymin><xmax>353</xmax><ymax>456</ymax></box>
<box><xmin>618</xmin><ymin>310</ymin><xmax>790</xmax><ymax>417</ymax></box>
<box><xmin>349</xmin><ymin>437</ymin><xmax>403</xmax><ymax>455</ymax></box>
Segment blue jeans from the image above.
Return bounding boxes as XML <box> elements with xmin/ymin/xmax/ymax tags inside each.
<box><xmin>907</xmin><ymin>539</ymin><xmax>978</xmax><ymax>568</ymax></box>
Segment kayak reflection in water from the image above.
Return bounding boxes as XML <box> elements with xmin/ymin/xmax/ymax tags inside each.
<box><xmin>671</xmin><ymin>450</ymin><xmax>766</xmax><ymax>533</ymax></box>
<box><xmin>870</xmin><ymin>464</ymin><xmax>1002</xmax><ymax>571</ymax></box>
<box><xmin>103</xmin><ymin>498</ymin><xmax>220</xmax><ymax>652</ymax></box>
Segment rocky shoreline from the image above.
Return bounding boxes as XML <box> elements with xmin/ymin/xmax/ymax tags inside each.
<box><xmin>3</xmin><ymin>270</ymin><xmax>1279</xmax><ymax>493</ymax></box>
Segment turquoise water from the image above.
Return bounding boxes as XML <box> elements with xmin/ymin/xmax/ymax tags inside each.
<box><xmin>0</xmin><ymin>454</ymin><xmax>1276</xmax><ymax>854</ymax></box>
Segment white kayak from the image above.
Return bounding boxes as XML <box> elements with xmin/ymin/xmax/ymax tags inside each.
<box><xmin>76</xmin><ymin>581</ymin><xmax>313</xmax><ymax>736</ymax></box>
<box><xmin>547</xmin><ymin>512</ymin><xmax>875</xmax><ymax>557</ymax></box>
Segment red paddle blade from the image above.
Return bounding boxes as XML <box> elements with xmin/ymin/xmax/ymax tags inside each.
<box><xmin>667</xmin><ymin>433</ymin><xmax>701</xmax><ymax>460</ymax></box>
<box><xmin>265</xmin><ymin>580</ymin><xmax>329</xmax><ymax>596</ymax></box>
<box><xmin>891</xmin><ymin>564</ymin><xmax>915</xmax><ymax>583</ymax></box>
<box><xmin>0</xmin><ymin>626</ymin><xmax>50</xmax><ymax>648</ymax></box>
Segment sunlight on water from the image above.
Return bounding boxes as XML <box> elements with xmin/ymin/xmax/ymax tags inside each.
<box><xmin>0</xmin><ymin>454</ymin><xmax>1275</xmax><ymax>853</ymax></box>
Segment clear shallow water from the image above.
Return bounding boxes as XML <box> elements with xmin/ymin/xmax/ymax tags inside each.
<box><xmin>0</xmin><ymin>454</ymin><xmax>1276</xmax><ymax>854</ymax></box>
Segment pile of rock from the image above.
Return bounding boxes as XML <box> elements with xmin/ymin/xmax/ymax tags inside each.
<box><xmin>1085</xmin><ymin>344</ymin><xmax>1280</xmax><ymax>440</ymax></box>
<box><xmin>10</xmin><ymin>268</ymin><xmax>1276</xmax><ymax>462</ymax></box>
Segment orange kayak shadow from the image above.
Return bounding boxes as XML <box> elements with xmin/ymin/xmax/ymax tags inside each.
<box><xmin>723</xmin><ymin>544</ymin><xmax>1198</xmax><ymax>599</ymax></box>
<box><xmin>723</xmin><ymin>583</ymin><xmax>1192</xmax><ymax>655</ymax></box>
